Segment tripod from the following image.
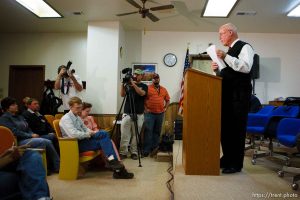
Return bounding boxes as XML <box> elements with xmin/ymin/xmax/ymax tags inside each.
<box><xmin>112</xmin><ymin>83</ymin><xmax>143</xmax><ymax>167</ymax></box>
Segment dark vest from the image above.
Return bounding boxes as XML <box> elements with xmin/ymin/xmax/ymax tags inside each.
<box><xmin>220</xmin><ymin>40</ymin><xmax>252</xmax><ymax>88</ymax></box>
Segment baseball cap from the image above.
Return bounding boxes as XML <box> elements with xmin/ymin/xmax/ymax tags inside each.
<box><xmin>153</xmin><ymin>73</ymin><xmax>160</xmax><ymax>79</ymax></box>
<box><xmin>134</xmin><ymin>69</ymin><xmax>144</xmax><ymax>75</ymax></box>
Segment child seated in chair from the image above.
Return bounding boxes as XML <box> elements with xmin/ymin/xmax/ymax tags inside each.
<box><xmin>80</xmin><ymin>102</ymin><xmax>120</xmax><ymax>161</ymax></box>
<box><xmin>59</xmin><ymin>97</ymin><xmax>133</xmax><ymax>179</ymax></box>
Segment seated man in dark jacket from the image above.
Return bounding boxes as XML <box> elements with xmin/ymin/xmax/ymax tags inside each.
<box><xmin>22</xmin><ymin>98</ymin><xmax>59</xmax><ymax>153</ymax></box>
<box><xmin>0</xmin><ymin>97</ymin><xmax>60</xmax><ymax>173</ymax></box>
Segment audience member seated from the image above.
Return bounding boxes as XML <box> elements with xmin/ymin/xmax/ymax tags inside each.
<box><xmin>0</xmin><ymin>147</ymin><xmax>51</xmax><ymax>200</ymax></box>
<box><xmin>18</xmin><ymin>96</ymin><xmax>30</xmax><ymax>114</ymax></box>
<box><xmin>80</xmin><ymin>102</ymin><xmax>120</xmax><ymax>161</ymax></box>
<box><xmin>59</xmin><ymin>97</ymin><xmax>133</xmax><ymax>179</ymax></box>
<box><xmin>0</xmin><ymin>97</ymin><xmax>60</xmax><ymax>174</ymax></box>
<box><xmin>22</xmin><ymin>98</ymin><xmax>59</xmax><ymax>153</ymax></box>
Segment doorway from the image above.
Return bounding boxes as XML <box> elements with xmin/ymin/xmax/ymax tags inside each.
<box><xmin>9</xmin><ymin>65</ymin><xmax>45</xmax><ymax>107</ymax></box>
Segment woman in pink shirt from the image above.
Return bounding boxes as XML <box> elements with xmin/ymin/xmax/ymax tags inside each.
<box><xmin>80</xmin><ymin>102</ymin><xmax>120</xmax><ymax>160</ymax></box>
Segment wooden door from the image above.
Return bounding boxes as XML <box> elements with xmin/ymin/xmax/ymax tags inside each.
<box><xmin>9</xmin><ymin>65</ymin><xmax>45</xmax><ymax>106</ymax></box>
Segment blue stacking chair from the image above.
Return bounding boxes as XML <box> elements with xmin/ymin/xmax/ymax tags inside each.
<box><xmin>276</xmin><ymin>118</ymin><xmax>300</xmax><ymax>190</ymax></box>
<box><xmin>246</xmin><ymin>106</ymin><xmax>300</xmax><ymax>164</ymax></box>
<box><xmin>255</xmin><ymin>105</ymin><xmax>276</xmax><ymax>114</ymax></box>
<box><xmin>247</xmin><ymin>105</ymin><xmax>276</xmax><ymax>134</ymax></box>
<box><xmin>246</xmin><ymin>106</ymin><xmax>276</xmax><ymax>149</ymax></box>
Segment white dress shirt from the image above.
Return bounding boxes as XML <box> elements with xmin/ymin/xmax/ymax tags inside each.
<box><xmin>224</xmin><ymin>39</ymin><xmax>254</xmax><ymax>74</ymax></box>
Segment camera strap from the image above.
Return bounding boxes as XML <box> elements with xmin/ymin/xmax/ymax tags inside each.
<box><xmin>61</xmin><ymin>78</ymin><xmax>70</xmax><ymax>95</ymax></box>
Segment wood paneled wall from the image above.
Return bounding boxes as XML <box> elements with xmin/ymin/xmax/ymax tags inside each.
<box><xmin>92</xmin><ymin>103</ymin><xmax>179</xmax><ymax>136</ymax></box>
<box><xmin>163</xmin><ymin>102</ymin><xmax>179</xmax><ymax>135</ymax></box>
<box><xmin>93</xmin><ymin>114</ymin><xmax>117</xmax><ymax>130</ymax></box>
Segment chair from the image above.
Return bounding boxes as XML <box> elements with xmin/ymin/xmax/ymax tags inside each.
<box><xmin>276</xmin><ymin>118</ymin><xmax>300</xmax><ymax>190</ymax></box>
<box><xmin>163</xmin><ymin>102</ymin><xmax>179</xmax><ymax>136</ymax></box>
<box><xmin>246</xmin><ymin>106</ymin><xmax>300</xmax><ymax>164</ymax></box>
<box><xmin>249</xmin><ymin>95</ymin><xmax>262</xmax><ymax>113</ymax></box>
<box><xmin>44</xmin><ymin>115</ymin><xmax>55</xmax><ymax>129</ymax></box>
<box><xmin>284</xmin><ymin>97</ymin><xmax>300</xmax><ymax>106</ymax></box>
<box><xmin>0</xmin><ymin>126</ymin><xmax>15</xmax><ymax>154</ymax></box>
<box><xmin>0</xmin><ymin>126</ymin><xmax>47</xmax><ymax>172</ymax></box>
<box><xmin>52</xmin><ymin>119</ymin><xmax>101</xmax><ymax>180</ymax></box>
<box><xmin>246</xmin><ymin>106</ymin><xmax>276</xmax><ymax>148</ymax></box>
<box><xmin>256</xmin><ymin>105</ymin><xmax>276</xmax><ymax>114</ymax></box>
<box><xmin>54</xmin><ymin>113</ymin><xmax>64</xmax><ymax>120</ymax></box>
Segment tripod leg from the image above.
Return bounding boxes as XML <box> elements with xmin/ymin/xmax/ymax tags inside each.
<box><xmin>127</xmin><ymin>91</ymin><xmax>143</xmax><ymax>167</ymax></box>
<box><xmin>132</xmin><ymin>114</ymin><xmax>143</xmax><ymax>167</ymax></box>
<box><xmin>111</xmin><ymin>95</ymin><xmax>127</xmax><ymax>145</ymax></box>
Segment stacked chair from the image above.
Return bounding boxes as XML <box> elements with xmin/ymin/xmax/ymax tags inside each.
<box><xmin>246</xmin><ymin>105</ymin><xmax>300</xmax><ymax>164</ymax></box>
<box><xmin>245</xmin><ymin>105</ymin><xmax>276</xmax><ymax>150</ymax></box>
<box><xmin>284</xmin><ymin>97</ymin><xmax>300</xmax><ymax>106</ymax></box>
<box><xmin>276</xmin><ymin>118</ymin><xmax>300</xmax><ymax>190</ymax></box>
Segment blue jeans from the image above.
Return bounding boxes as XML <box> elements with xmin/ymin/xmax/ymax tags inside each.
<box><xmin>0</xmin><ymin>171</ymin><xmax>21</xmax><ymax>199</ymax></box>
<box><xmin>19</xmin><ymin>138</ymin><xmax>60</xmax><ymax>171</ymax></box>
<box><xmin>143</xmin><ymin>113</ymin><xmax>164</xmax><ymax>154</ymax></box>
<box><xmin>78</xmin><ymin>130</ymin><xmax>118</xmax><ymax>160</ymax></box>
<box><xmin>0</xmin><ymin>151</ymin><xmax>50</xmax><ymax>200</ymax></box>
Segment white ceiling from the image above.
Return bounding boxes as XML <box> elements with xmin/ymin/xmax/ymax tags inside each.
<box><xmin>1</xmin><ymin>0</ymin><xmax>300</xmax><ymax>33</ymax></box>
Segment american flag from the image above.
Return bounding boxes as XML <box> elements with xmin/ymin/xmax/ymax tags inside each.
<box><xmin>178</xmin><ymin>48</ymin><xmax>190</xmax><ymax>115</ymax></box>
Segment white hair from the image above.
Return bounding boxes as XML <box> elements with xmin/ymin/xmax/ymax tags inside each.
<box><xmin>221</xmin><ymin>23</ymin><xmax>238</xmax><ymax>34</ymax></box>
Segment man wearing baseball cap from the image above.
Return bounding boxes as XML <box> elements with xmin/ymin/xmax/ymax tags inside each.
<box><xmin>119</xmin><ymin>68</ymin><xmax>148</xmax><ymax>160</ymax></box>
<box><xmin>143</xmin><ymin>73</ymin><xmax>170</xmax><ymax>157</ymax></box>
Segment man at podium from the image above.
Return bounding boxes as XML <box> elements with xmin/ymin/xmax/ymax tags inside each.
<box><xmin>211</xmin><ymin>23</ymin><xmax>254</xmax><ymax>174</ymax></box>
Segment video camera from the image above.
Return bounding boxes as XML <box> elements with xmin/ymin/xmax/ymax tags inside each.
<box><xmin>122</xmin><ymin>67</ymin><xmax>133</xmax><ymax>84</ymax></box>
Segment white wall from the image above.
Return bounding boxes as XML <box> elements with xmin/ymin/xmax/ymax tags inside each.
<box><xmin>124</xmin><ymin>31</ymin><xmax>142</xmax><ymax>67</ymax></box>
<box><xmin>141</xmin><ymin>31</ymin><xmax>300</xmax><ymax>104</ymax></box>
<box><xmin>1</xmin><ymin>31</ymin><xmax>300</xmax><ymax>113</ymax></box>
<box><xmin>0</xmin><ymin>33</ymin><xmax>87</xmax><ymax>102</ymax></box>
<box><xmin>86</xmin><ymin>21</ymin><xmax>121</xmax><ymax>114</ymax></box>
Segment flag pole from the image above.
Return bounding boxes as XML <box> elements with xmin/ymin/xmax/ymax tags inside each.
<box><xmin>178</xmin><ymin>45</ymin><xmax>191</xmax><ymax>115</ymax></box>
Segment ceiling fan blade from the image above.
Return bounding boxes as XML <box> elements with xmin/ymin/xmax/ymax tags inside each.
<box><xmin>150</xmin><ymin>4</ymin><xmax>174</xmax><ymax>11</ymax></box>
<box><xmin>126</xmin><ymin>0</ymin><xmax>142</xmax><ymax>9</ymax></box>
<box><xmin>146</xmin><ymin>12</ymin><xmax>159</xmax><ymax>22</ymax></box>
<box><xmin>148</xmin><ymin>0</ymin><xmax>161</xmax><ymax>4</ymax></box>
<box><xmin>116</xmin><ymin>11</ymin><xmax>139</xmax><ymax>16</ymax></box>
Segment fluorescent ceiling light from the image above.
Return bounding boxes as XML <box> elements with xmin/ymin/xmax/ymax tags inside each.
<box><xmin>202</xmin><ymin>0</ymin><xmax>239</xmax><ymax>17</ymax></box>
<box><xmin>16</xmin><ymin>0</ymin><xmax>62</xmax><ymax>18</ymax></box>
<box><xmin>287</xmin><ymin>4</ymin><xmax>300</xmax><ymax>17</ymax></box>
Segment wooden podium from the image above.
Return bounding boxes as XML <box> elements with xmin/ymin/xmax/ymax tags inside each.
<box><xmin>182</xmin><ymin>69</ymin><xmax>222</xmax><ymax>175</ymax></box>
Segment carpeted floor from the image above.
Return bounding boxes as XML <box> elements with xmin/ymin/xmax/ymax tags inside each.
<box><xmin>47</xmin><ymin>141</ymin><xmax>300</xmax><ymax>200</ymax></box>
<box><xmin>47</xmin><ymin>156</ymin><xmax>171</xmax><ymax>200</ymax></box>
<box><xmin>174</xmin><ymin>141</ymin><xmax>300</xmax><ymax>200</ymax></box>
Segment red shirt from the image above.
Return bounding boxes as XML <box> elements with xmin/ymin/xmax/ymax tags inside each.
<box><xmin>145</xmin><ymin>84</ymin><xmax>170</xmax><ymax>113</ymax></box>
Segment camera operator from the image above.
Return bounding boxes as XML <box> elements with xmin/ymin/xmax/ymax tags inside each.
<box><xmin>54</xmin><ymin>64</ymin><xmax>83</xmax><ymax>114</ymax></box>
<box><xmin>119</xmin><ymin>69</ymin><xmax>148</xmax><ymax>160</ymax></box>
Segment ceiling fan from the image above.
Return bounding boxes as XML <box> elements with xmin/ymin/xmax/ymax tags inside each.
<box><xmin>116</xmin><ymin>0</ymin><xmax>174</xmax><ymax>22</ymax></box>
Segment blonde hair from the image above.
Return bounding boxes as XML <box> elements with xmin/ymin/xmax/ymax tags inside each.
<box><xmin>68</xmin><ymin>96</ymin><xmax>82</xmax><ymax>107</ymax></box>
